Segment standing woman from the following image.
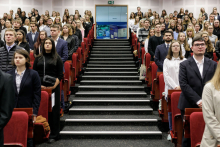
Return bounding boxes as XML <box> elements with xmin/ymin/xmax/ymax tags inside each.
<box><xmin>53</xmin><ymin>17</ymin><xmax>62</xmax><ymax>26</ymax></box>
<box><xmin>168</xmin><ymin>20</ymin><xmax>176</xmax><ymax>32</ymax></box>
<box><xmin>87</xmin><ymin>10</ymin><xmax>94</xmax><ymax>24</ymax></box>
<box><xmin>23</xmin><ymin>19</ymin><xmax>31</xmax><ymax>33</ymax></box>
<box><xmin>131</xmin><ymin>16</ymin><xmax>140</xmax><ymax>34</ymax></box>
<box><xmin>51</xmin><ymin>11</ymin><xmax>57</xmax><ymax>21</ymax></box>
<box><xmin>202</xmin><ymin>32</ymin><xmax>214</xmax><ymax>60</ymax></box>
<box><xmin>30</xmin><ymin>16</ymin><xmax>37</xmax><ymax>23</ymax></box>
<box><xmin>213</xmin><ymin>20</ymin><xmax>220</xmax><ymax>40</ymax></box>
<box><xmin>8</xmin><ymin>49</ymin><xmax>41</xmax><ymax>147</ymax></box>
<box><xmin>188</xmin><ymin>12</ymin><xmax>194</xmax><ymax>22</ymax></box>
<box><xmin>173</xmin><ymin>24</ymin><xmax>186</xmax><ymax>40</ymax></box>
<box><xmin>38</xmin><ymin>18</ymin><xmax>46</xmax><ymax>31</ymax></box>
<box><xmin>144</xmin><ymin>12</ymin><xmax>149</xmax><ymax>19</ymax></box>
<box><xmin>191</xmin><ymin>18</ymin><xmax>197</xmax><ymax>28</ymax></box>
<box><xmin>7</xmin><ymin>14</ymin><xmax>13</xmax><ymax>23</ymax></box>
<box><xmin>0</xmin><ymin>19</ymin><xmax>5</xmax><ymax>33</ymax></box>
<box><xmin>177</xmin><ymin>32</ymin><xmax>191</xmax><ymax>58</ymax></box>
<box><xmin>136</xmin><ymin>19</ymin><xmax>144</xmax><ymax>38</ymax></box>
<box><xmin>33</xmin><ymin>31</ymin><xmax>47</xmax><ymax>57</ymax></box>
<box><xmin>45</xmin><ymin>10</ymin><xmax>50</xmax><ymax>18</ymax></box>
<box><xmin>202</xmin><ymin>21</ymin><xmax>210</xmax><ymax>32</ymax></box>
<box><xmin>169</xmin><ymin>13</ymin><xmax>173</xmax><ymax>20</ymax></box>
<box><xmin>163</xmin><ymin>40</ymin><xmax>186</xmax><ymax>140</ymax></box>
<box><xmin>72</xmin><ymin>21</ymin><xmax>82</xmax><ymax>46</ymax></box>
<box><xmin>177</xmin><ymin>8</ymin><xmax>184</xmax><ymax>19</ymax></box>
<box><xmin>84</xmin><ymin>15</ymin><xmax>92</xmax><ymax>37</ymax></box>
<box><xmin>197</xmin><ymin>17</ymin><xmax>203</xmax><ymax>30</ymax></box>
<box><xmin>155</xmin><ymin>13</ymin><xmax>160</xmax><ymax>19</ymax></box>
<box><xmin>60</xmin><ymin>24</ymin><xmax>75</xmax><ymax>60</ymax></box>
<box><xmin>137</xmin><ymin>11</ymin><xmax>143</xmax><ymax>20</ymax></box>
<box><xmin>74</xmin><ymin>14</ymin><xmax>80</xmax><ymax>21</ymax></box>
<box><xmin>33</xmin><ymin>38</ymin><xmax>63</xmax><ymax>143</ymax></box>
<box><xmin>186</xmin><ymin>27</ymin><xmax>194</xmax><ymax>48</ymax></box>
<box><xmin>159</xmin><ymin>17</ymin><xmax>165</xmax><ymax>24</ymax></box>
<box><xmin>75</xmin><ymin>10</ymin><xmax>81</xmax><ymax>18</ymax></box>
<box><xmin>75</xmin><ymin>20</ymin><xmax>85</xmax><ymax>42</ymax></box>
<box><xmin>21</xmin><ymin>11</ymin><xmax>27</xmax><ymax>24</ymax></box>
<box><xmin>129</xmin><ymin>12</ymin><xmax>135</xmax><ymax>29</ymax></box>
<box><xmin>207</xmin><ymin>25</ymin><xmax>218</xmax><ymax>47</ymax></box>
<box><xmin>161</xmin><ymin>10</ymin><xmax>167</xmax><ymax>18</ymax></box>
<box><xmin>15</xmin><ymin>30</ymin><xmax>30</xmax><ymax>53</ymax></box>
<box><xmin>199</xmin><ymin>8</ymin><xmax>208</xmax><ymax>20</ymax></box>
<box><xmin>17</xmin><ymin>8</ymin><xmax>22</xmax><ymax>18</ymax></box>
<box><xmin>144</xmin><ymin>28</ymin><xmax>155</xmax><ymax>53</ymax></box>
<box><xmin>182</xmin><ymin>15</ymin><xmax>191</xmax><ymax>31</ymax></box>
<box><xmin>62</xmin><ymin>15</ymin><xmax>68</xmax><ymax>26</ymax></box>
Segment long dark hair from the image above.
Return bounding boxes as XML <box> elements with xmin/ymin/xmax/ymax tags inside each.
<box><xmin>16</xmin><ymin>30</ymin><xmax>27</xmax><ymax>42</ymax></box>
<box><xmin>34</xmin><ymin>30</ymin><xmax>47</xmax><ymax>50</ymax></box>
<box><xmin>38</xmin><ymin>38</ymin><xmax>58</xmax><ymax>64</ymax></box>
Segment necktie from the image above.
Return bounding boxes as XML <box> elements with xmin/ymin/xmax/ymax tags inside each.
<box><xmin>166</xmin><ymin>44</ymin><xmax>169</xmax><ymax>50</ymax></box>
<box><xmin>8</xmin><ymin>46</ymin><xmax>11</xmax><ymax>52</ymax></box>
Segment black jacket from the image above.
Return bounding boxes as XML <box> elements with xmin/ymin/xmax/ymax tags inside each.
<box><xmin>0</xmin><ymin>45</ymin><xmax>23</xmax><ymax>72</ymax></box>
<box><xmin>75</xmin><ymin>28</ymin><xmax>82</xmax><ymax>46</ymax></box>
<box><xmin>60</xmin><ymin>35</ymin><xmax>76</xmax><ymax>60</ymax></box>
<box><xmin>15</xmin><ymin>26</ymin><xmax>27</xmax><ymax>35</ymax></box>
<box><xmin>90</xmin><ymin>16</ymin><xmax>94</xmax><ymax>25</ymax></box>
<box><xmin>84</xmin><ymin>22</ymin><xmax>92</xmax><ymax>38</ymax></box>
<box><xmin>178</xmin><ymin>57</ymin><xmax>217</xmax><ymax>110</ymax></box>
<box><xmin>21</xmin><ymin>16</ymin><xmax>27</xmax><ymax>24</ymax></box>
<box><xmin>215</xmin><ymin>40</ymin><xmax>220</xmax><ymax>59</ymax></box>
<box><xmin>213</xmin><ymin>27</ymin><xmax>220</xmax><ymax>40</ymax></box>
<box><xmin>7</xmin><ymin>68</ymin><xmax>41</xmax><ymax>115</ymax></box>
<box><xmin>15</xmin><ymin>41</ymin><xmax>30</xmax><ymax>53</ymax></box>
<box><xmin>0</xmin><ymin>40</ymin><xmax>4</xmax><ymax>48</ymax></box>
<box><xmin>0</xmin><ymin>70</ymin><xmax>15</xmax><ymax>145</ymax></box>
<box><xmin>72</xmin><ymin>34</ymin><xmax>79</xmax><ymax>52</ymax></box>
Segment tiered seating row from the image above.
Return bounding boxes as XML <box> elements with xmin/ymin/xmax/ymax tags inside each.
<box><xmin>131</xmin><ymin>32</ymin><xmax>219</xmax><ymax>147</ymax></box>
<box><xmin>4</xmin><ymin>26</ymin><xmax>95</xmax><ymax>146</ymax></box>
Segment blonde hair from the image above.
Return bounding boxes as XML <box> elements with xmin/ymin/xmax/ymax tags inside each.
<box><xmin>24</xmin><ymin>18</ymin><xmax>31</xmax><ymax>32</ymax></box>
<box><xmin>139</xmin><ymin>19</ymin><xmax>145</xmax><ymax>28</ymax></box>
<box><xmin>5</xmin><ymin>28</ymin><xmax>17</xmax><ymax>37</ymax></box>
<box><xmin>177</xmin><ymin>32</ymin><xmax>190</xmax><ymax>51</ymax></box>
<box><xmin>53</xmin><ymin>16</ymin><xmax>61</xmax><ymax>25</ymax></box>
<box><xmin>87</xmin><ymin>10</ymin><xmax>93</xmax><ymax>18</ymax></box>
<box><xmin>61</xmin><ymin>24</ymin><xmax>73</xmax><ymax>36</ymax></box>
<box><xmin>85</xmin><ymin>15</ymin><xmax>91</xmax><ymax>22</ymax></box>
<box><xmin>75</xmin><ymin>20</ymin><xmax>84</xmax><ymax>30</ymax></box>
<box><xmin>203</xmin><ymin>21</ymin><xmax>210</xmax><ymax>32</ymax></box>
<box><xmin>168</xmin><ymin>20</ymin><xmax>176</xmax><ymax>29</ymax></box>
<box><xmin>209</xmin><ymin>62</ymin><xmax>220</xmax><ymax>90</ymax></box>
<box><xmin>186</xmin><ymin>27</ymin><xmax>194</xmax><ymax>38</ymax></box>
<box><xmin>134</xmin><ymin>16</ymin><xmax>139</xmax><ymax>25</ymax></box>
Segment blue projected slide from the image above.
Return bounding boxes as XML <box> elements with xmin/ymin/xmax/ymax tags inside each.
<box><xmin>96</xmin><ymin>6</ymin><xmax>127</xmax><ymax>39</ymax></box>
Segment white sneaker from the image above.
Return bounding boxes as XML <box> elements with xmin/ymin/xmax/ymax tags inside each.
<box><xmin>167</xmin><ymin>133</ymin><xmax>171</xmax><ymax>141</ymax></box>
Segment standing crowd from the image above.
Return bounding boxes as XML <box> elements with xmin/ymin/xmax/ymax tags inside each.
<box><xmin>130</xmin><ymin>6</ymin><xmax>220</xmax><ymax>147</ymax></box>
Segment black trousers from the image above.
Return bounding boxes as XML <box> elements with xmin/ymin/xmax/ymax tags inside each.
<box><xmin>0</xmin><ymin>130</ymin><xmax>3</xmax><ymax>147</ymax></box>
<box><xmin>48</xmin><ymin>84</ymin><xmax>60</xmax><ymax>140</ymax></box>
<box><xmin>181</xmin><ymin>110</ymin><xmax>191</xmax><ymax>147</ymax></box>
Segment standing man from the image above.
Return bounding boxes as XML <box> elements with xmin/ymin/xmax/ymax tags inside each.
<box><xmin>148</xmin><ymin>23</ymin><xmax>164</xmax><ymax>61</ymax></box>
<box><xmin>13</xmin><ymin>19</ymin><xmax>27</xmax><ymax>35</ymax></box>
<box><xmin>135</xmin><ymin>6</ymin><xmax>143</xmax><ymax>16</ymax></box>
<box><xmin>43</xmin><ymin>18</ymin><xmax>53</xmax><ymax>36</ymax></box>
<box><xmin>0</xmin><ymin>69</ymin><xmax>15</xmax><ymax>146</ymax></box>
<box><xmin>0</xmin><ymin>28</ymin><xmax>24</xmax><ymax>72</ymax></box>
<box><xmin>154</xmin><ymin>31</ymin><xmax>173</xmax><ymax>72</ymax></box>
<box><xmin>26</xmin><ymin>22</ymin><xmax>39</xmax><ymax>51</ymax></box>
<box><xmin>178</xmin><ymin>36</ymin><xmax>217</xmax><ymax>147</ymax></box>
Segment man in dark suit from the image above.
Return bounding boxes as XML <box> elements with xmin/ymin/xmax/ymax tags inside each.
<box><xmin>0</xmin><ymin>70</ymin><xmax>15</xmax><ymax>146</ymax></box>
<box><xmin>154</xmin><ymin>30</ymin><xmax>173</xmax><ymax>72</ymax></box>
<box><xmin>135</xmin><ymin>6</ymin><xmax>143</xmax><ymax>17</ymax></box>
<box><xmin>26</xmin><ymin>22</ymin><xmax>39</xmax><ymax>51</ymax></box>
<box><xmin>50</xmin><ymin>24</ymin><xmax>68</xmax><ymax>63</ymax></box>
<box><xmin>178</xmin><ymin>36</ymin><xmax>217</xmax><ymax>147</ymax></box>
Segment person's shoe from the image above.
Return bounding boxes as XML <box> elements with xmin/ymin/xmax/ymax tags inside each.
<box><xmin>167</xmin><ymin>133</ymin><xmax>171</xmax><ymax>141</ymax></box>
<box><xmin>47</xmin><ymin>139</ymin><xmax>56</xmax><ymax>144</ymax></box>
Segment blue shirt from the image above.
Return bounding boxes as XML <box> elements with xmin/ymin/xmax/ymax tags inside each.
<box><xmin>6</xmin><ymin>43</ymin><xmax>15</xmax><ymax>52</ymax></box>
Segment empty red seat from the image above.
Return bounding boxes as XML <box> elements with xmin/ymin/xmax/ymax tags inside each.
<box><xmin>30</xmin><ymin>52</ymin><xmax>35</xmax><ymax>62</ymax></box>
<box><xmin>4</xmin><ymin>112</ymin><xmax>28</xmax><ymax>147</ymax></box>
<box><xmin>81</xmin><ymin>42</ymin><xmax>86</xmax><ymax>64</ymax></box>
<box><xmin>141</xmin><ymin>47</ymin><xmax>145</xmax><ymax>64</ymax></box>
<box><xmin>63</xmin><ymin>62</ymin><xmax>71</xmax><ymax>102</ymax></box>
<box><xmin>150</xmin><ymin>62</ymin><xmax>158</xmax><ymax>97</ymax></box>
<box><xmin>71</xmin><ymin>53</ymin><xmax>78</xmax><ymax>86</ymax></box>
<box><xmin>170</xmin><ymin>92</ymin><xmax>182</xmax><ymax>146</ymax></box>
<box><xmin>34</xmin><ymin>91</ymin><xmax>50</xmax><ymax>143</ymax></box>
<box><xmin>190</xmin><ymin>112</ymin><xmax>205</xmax><ymax>147</ymax></box>
<box><xmin>213</xmin><ymin>52</ymin><xmax>218</xmax><ymax>62</ymax></box>
<box><xmin>77</xmin><ymin>47</ymin><xmax>82</xmax><ymax>74</ymax></box>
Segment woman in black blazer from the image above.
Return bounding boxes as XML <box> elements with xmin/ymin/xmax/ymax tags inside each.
<box><xmin>8</xmin><ymin>49</ymin><xmax>41</xmax><ymax>147</ymax></box>
<box><xmin>33</xmin><ymin>38</ymin><xmax>63</xmax><ymax>143</ymax></box>
<box><xmin>15</xmin><ymin>30</ymin><xmax>30</xmax><ymax>53</ymax></box>
<box><xmin>72</xmin><ymin>21</ymin><xmax>82</xmax><ymax>46</ymax></box>
<box><xmin>60</xmin><ymin>24</ymin><xmax>75</xmax><ymax>60</ymax></box>
<box><xmin>84</xmin><ymin>15</ymin><xmax>92</xmax><ymax>38</ymax></box>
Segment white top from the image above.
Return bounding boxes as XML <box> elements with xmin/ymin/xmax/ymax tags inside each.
<box><xmin>188</xmin><ymin>38</ymin><xmax>193</xmax><ymax>48</ymax></box>
<box><xmin>51</xmin><ymin>17</ymin><xmax>55</xmax><ymax>21</ymax></box>
<box><xmin>129</xmin><ymin>19</ymin><xmax>135</xmax><ymax>29</ymax></box>
<box><xmin>23</xmin><ymin>25</ymin><xmax>30</xmax><ymax>33</ymax></box>
<box><xmin>209</xmin><ymin>34</ymin><xmax>217</xmax><ymax>47</ymax></box>
<box><xmin>39</xmin><ymin>25</ymin><xmax>46</xmax><ymax>31</ymax></box>
<box><xmin>144</xmin><ymin>38</ymin><xmax>149</xmax><ymax>53</ymax></box>
<box><xmin>163</xmin><ymin>57</ymin><xmax>186</xmax><ymax>99</ymax></box>
<box><xmin>181</xmin><ymin>43</ymin><xmax>186</xmax><ymax>56</ymax></box>
<box><xmin>131</xmin><ymin>23</ymin><xmax>139</xmax><ymax>33</ymax></box>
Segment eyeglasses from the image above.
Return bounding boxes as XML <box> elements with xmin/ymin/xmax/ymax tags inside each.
<box><xmin>202</xmin><ymin>36</ymin><xmax>208</xmax><ymax>38</ymax></box>
<box><xmin>193</xmin><ymin>44</ymin><xmax>205</xmax><ymax>47</ymax></box>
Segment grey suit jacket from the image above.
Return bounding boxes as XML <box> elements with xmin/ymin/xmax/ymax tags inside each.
<box><xmin>201</xmin><ymin>82</ymin><xmax>220</xmax><ymax>147</ymax></box>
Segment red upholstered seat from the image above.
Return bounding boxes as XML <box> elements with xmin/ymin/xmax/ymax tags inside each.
<box><xmin>159</xmin><ymin>74</ymin><xmax>165</xmax><ymax>100</ymax></box>
<box><xmin>141</xmin><ymin>47</ymin><xmax>145</xmax><ymax>64</ymax></box>
<box><xmin>77</xmin><ymin>47</ymin><xmax>82</xmax><ymax>73</ymax></box>
<box><xmin>81</xmin><ymin>42</ymin><xmax>86</xmax><ymax>64</ymax></box>
<box><xmin>190</xmin><ymin>112</ymin><xmax>205</xmax><ymax>147</ymax></box>
<box><xmin>29</xmin><ymin>52</ymin><xmax>35</xmax><ymax>62</ymax></box>
<box><xmin>150</xmin><ymin>62</ymin><xmax>158</xmax><ymax>94</ymax></box>
<box><xmin>137</xmin><ymin>42</ymin><xmax>140</xmax><ymax>58</ymax></box>
<box><xmin>4</xmin><ymin>111</ymin><xmax>28</xmax><ymax>147</ymax></box>
<box><xmin>213</xmin><ymin>52</ymin><xmax>218</xmax><ymax>62</ymax></box>
<box><xmin>170</xmin><ymin>92</ymin><xmax>182</xmax><ymax>146</ymax></box>
<box><xmin>63</xmin><ymin>62</ymin><xmax>71</xmax><ymax>102</ymax></box>
<box><xmin>145</xmin><ymin>53</ymin><xmax>151</xmax><ymax>69</ymax></box>
<box><xmin>34</xmin><ymin>91</ymin><xmax>50</xmax><ymax>143</ymax></box>
<box><xmin>71</xmin><ymin>53</ymin><xmax>78</xmax><ymax>86</ymax></box>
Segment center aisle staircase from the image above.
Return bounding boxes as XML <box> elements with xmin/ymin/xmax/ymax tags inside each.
<box><xmin>38</xmin><ymin>39</ymin><xmax>173</xmax><ymax>147</ymax></box>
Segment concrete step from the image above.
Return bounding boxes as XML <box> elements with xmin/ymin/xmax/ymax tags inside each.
<box><xmin>78</xmin><ymin>85</ymin><xmax>144</xmax><ymax>91</ymax></box>
<box><xmin>93</xmin><ymin>42</ymin><xmax>130</xmax><ymax>46</ymax></box>
<box><xmin>75</xmin><ymin>91</ymin><xmax>147</xmax><ymax>97</ymax></box>
<box><xmin>89</xmin><ymin>58</ymin><xmax>133</xmax><ymax>61</ymax></box>
<box><xmin>81</xmin><ymin>76</ymin><xmax>139</xmax><ymax>80</ymax></box>
<box><xmin>84</xmin><ymin>71</ymin><xmax>138</xmax><ymax>76</ymax></box>
<box><xmin>80</xmin><ymin>80</ymin><xmax>142</xmax><ymax>85</ymax></box>
<box><xmin>87</xmin><ymin>64</ymin><xmax>136</xmax><ymax>67</ymax></box>
<box><xmin>88</xmin><ymin>61</ymin><xmax>135</xmax><ymax>64</ymax></box>
<box><xmin>90</xmin><ymin>54</ymin><xmax>133</xmax><ymax>57</ymax></box>
<box><xmin>90</xmin><ymin>51</ymin><xmax>132</xmax><ymax>54</ymax></box>
<box><xmin>85</xmin><ymin>68</ymin><xmax>137</xmax><ymax>72</ymax></box>
<box><xmin>92</xmin><ymin>48</ymin><xmax>131</xmax><ymax>51</ymax></box>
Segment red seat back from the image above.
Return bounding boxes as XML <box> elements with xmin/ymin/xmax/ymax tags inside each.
<box><xmin>141</xmin><ymin>47</ymin><xmax>145</xmax><ymax>64</ymax></box>
<box><xmin>151</xmin><ymin>62</ymin><xmax>158</xmax><ymax>90</ymax></box>
<box><xmin>145</xmin><ymin>53</ymin><xmax>151</xmax><ymax>68</ymax></box>
<box><xmin>4</xmin><ymin>111</ymin><xmax>28</xmax><ymax>147</ymax></box>
<box><xmin>132</xmin><ymin>33</ymin><xmax>135</xmax><ymax>46</ymax></box>
<box><xmin>171</xmin><ymin>92</ymin><xmax>181</xmax><ymax>131</ymax></box>
<box><xmin>159</xmin><ymin>74</ymin><xmax>165</xmax><ymax>99</ymax></box>
<box><xmin>190</xmin><ymin>112</ymin><xmax>205</xmax><ymax>147</ymax></box>
<box><xmin>38</xmin><ymin>91</ymin><xmax>49</xmax><ymax>121</ymax></box>
<box><xmin>30</xmin><ymin>52</ymin><xmax>35</xmax><ymax>62</ymax></box>
<box><xmin>213</xmin><ymin>52</ymin><xmax>218</xmax><ymax>62</ymax></box>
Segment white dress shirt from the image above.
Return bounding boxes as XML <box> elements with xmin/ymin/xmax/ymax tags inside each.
<box><xmin>54</xmin><ymin>37</ymin><xmax>59</xmax><ymax>47</ymax></box>
<box><xmin>144</xmin><ymin>38</ymin><xmax>149</xmax><ymax>53</ymax></box>
<box><xmin>193</xmin><ymin>55</ymin><xmax>204</xmax><ymax>105</ymax></box>
<box><xmin>181</xmin><ymin>43</ymin><xmax>186</xmax><ymax>56</ymax></box>
<box><xmin>163</xmin><ymin>57</ymin><xmax>186</xmax><ymax>99</ymax></box>
<box><xmin>15</xmin><ymin>69</ymin><xmax>26</xmax><ymax>93</ymax></box>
